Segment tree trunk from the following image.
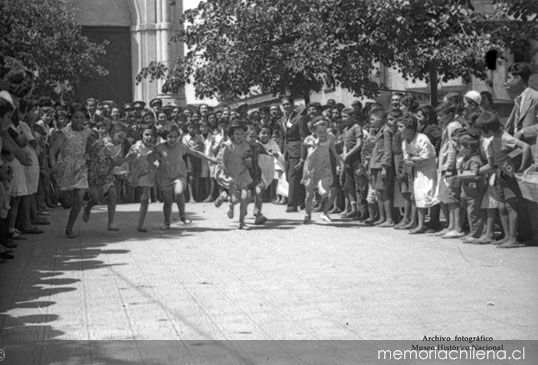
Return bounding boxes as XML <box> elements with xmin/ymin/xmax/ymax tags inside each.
<box><xmin>303</xmin><ymin>90</ymin><xmax>310</xmax><ymax>105</ymax></box>
<box><xmin>429</xmin><ymin>61</ymin><xmax>439</xmax><ymax>107</ymax></box>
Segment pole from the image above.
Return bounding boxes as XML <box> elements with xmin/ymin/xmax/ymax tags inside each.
<box><xmin>429</xmin><ymin>61</ymin><xmax>439</xmax><ymax>107</ymax></box>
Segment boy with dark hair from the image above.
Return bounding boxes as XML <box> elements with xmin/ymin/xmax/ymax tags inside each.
<box><xmin>341</xmin><ymin>107</ymin><xmax>364</xmax><ymax>219</ymax></box>
<box><xmin>368</xmin><ymin>108</ymin><xmax>394</xmax><ymax>226</ymax></box>
<box><xmin>451</xmin><ymin>134</ymin><xmax>486</xmax><ymax>243</ymax></box>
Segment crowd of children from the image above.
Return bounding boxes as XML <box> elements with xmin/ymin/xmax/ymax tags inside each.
<box><xmin>0</xmin><ymin>61</ymin><xmax>537</xmax><ymax>262</ymax></box>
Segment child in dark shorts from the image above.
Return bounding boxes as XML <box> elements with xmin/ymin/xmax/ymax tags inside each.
<box><xmin>245</xmin><ymin>125</ymin><xmax>269</xmax><ymax>225</ymax></box>
<box><xmin>368</xmin><ymin>108</ymin><xmax>394</xmax><ymax>227</ymax></box>
<box><xmin>439</xmin><ymin>128</ymin><xmax>468</xmax><ymax>239</ymax></box>
<box><xmin>394</xmin><ymin>124</ymin><xmax>416</xmax><ymax>229</ymax></box>
<box><xmin>450</xmin><ymin>134</ymin><xmax>486</xmax><ymax>243</ymax></box>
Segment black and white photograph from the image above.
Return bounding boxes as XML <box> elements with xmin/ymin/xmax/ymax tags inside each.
<box><xmin>0</xmin><ymin>0</ymin><xmax>537</xmax><ymax>363</ymax></box>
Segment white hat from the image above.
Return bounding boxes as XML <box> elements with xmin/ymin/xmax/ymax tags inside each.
<box><xmin>464</xmin><ymin>90</ymin><xmax>482</xmax><ymax>106</ymax></box>
<box><xmin>0</xmin><ymin>90</ymin><xmax>15</xmax><ymax>108</ymax></box>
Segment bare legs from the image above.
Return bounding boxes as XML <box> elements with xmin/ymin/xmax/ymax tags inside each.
<box><xmin>59</xmin><ymin>189</ymin><xmax>85</xmax><ymax>239</ymax></box>
<box><xmin>83</xmin><ymin>186</ymin><xmax>118</xmax><ymax>231</ymax></box>
<box><xmin>137</xmin><ymin>187</ymin><xmax>150</xmax><ymax>232</ymax></box>
<box><xmin>162</xmin><ymin>180</ymin><xmax>187</xmax><ymax>230</ymax></box>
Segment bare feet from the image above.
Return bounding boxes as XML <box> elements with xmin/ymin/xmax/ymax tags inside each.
<box><xmin>82</xmin><ymin>208</ymin><xmax>90</xmax><ymax>223</ymax></box>
<box><xmin>65</xmin><ymin>230</ymin><xmax>77</xmax><ymax>239</ymax></box>
<box><xmin>379</xmin><ymin>221</ymin><xmax>394</xmax><ymax>227</ymax></box>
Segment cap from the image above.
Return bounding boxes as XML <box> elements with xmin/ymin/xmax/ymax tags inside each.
<box><xmin>122</xmin><ymin>103</ymin><xmax>133</xmax><ymax>111</ymax></box>
<box><xmin>133</xmin><ymin>100</ymin><xmax>146</xmax><ymax>109</ymax></box>
<box><xmin>102</xmin><ymin>100</ymin><xmax>116</xmax><ymax>108</ymax></box>
<box><xmin>464</xmin><ymin>90</ymin><xmax>482</xmax><ymax>106</ymax></box>
<box><xmin>150</xmin><ymin>98</ymin><xmax>162</xmax><ymax>107</ymax></box>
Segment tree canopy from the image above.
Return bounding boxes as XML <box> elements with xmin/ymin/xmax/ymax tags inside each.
<box><xmin>138</xmin><ymin>0</ymin><xmax>536</xmax><ymax>104</ymax></box>
<box><xmin>0</xmin><ymin>0</ymin><xmax>107</xmax><ymax>99</ymax></box>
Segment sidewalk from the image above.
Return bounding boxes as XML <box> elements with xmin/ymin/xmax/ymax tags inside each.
<box><xmin>0</xmin><ymin>202</ymin><xmax>536</xmax><ymax>343</ymax></box>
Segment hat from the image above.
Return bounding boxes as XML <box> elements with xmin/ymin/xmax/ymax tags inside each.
<box><xmin>229</xmin><ymin>118</ymin><xmax>244</xmax><ymax>129</ymax></box>
<box><xmin>464</xmin><ymin>90</ymin><xmax>482</xmax><ymax>106</ymax></box>
<box><xmin>150</xmin><ymin>98</ymin><xmax>162</xmax><ymax>107</ymax></box>
<box><xmin>122</xmin><ymin>103</ymin><xmax>133</xmax><ymax>111</ymax></box>
<box><xmin>133</xmin><ymin>100</ymin><xmax>146</xmax><ymax>109</ymax></box>
<box><xmin>103</xmin><ymin>100</ymin><xmax>116</xmax><ymax>108</ymax></box>
<box><xmin>86</xmin><ymin>97</ymin><xmax>97</xmax><ymax>104</ymax></box>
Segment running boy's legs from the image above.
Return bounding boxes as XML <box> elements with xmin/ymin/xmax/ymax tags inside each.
<box><xmin>66</xmin><ymin>189</ymin><xmax>85</xmax><ymax>238</ymax></box>
<box><xmin>137</xmin><ymin>186</ymin><xmax>150</xmax><ymax>231</ymax></box>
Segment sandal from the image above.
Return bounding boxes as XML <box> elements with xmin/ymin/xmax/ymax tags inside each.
<box><xmin>497</xmin><ymin>241</ymin><xmax>526</xmax><ymax>249</ymax></box>
<box><xmin>409</xmin><ymin>227</ymin><xmax>427</xmax><ymax>234</ymax></box>
<box><xmin>22</xmin><ymin>227</ymin><xmax>44</xmax><ymax>235</ymax></box>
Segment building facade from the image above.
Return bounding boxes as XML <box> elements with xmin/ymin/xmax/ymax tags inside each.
<box><xmin>71</xmin><ymin>0</ymin><xmax>185</xmax><ymax>106</ymax></box>
<box><xmin>71</xmin><ymin>0</ymin><xmax>536</xmax><ymax>110</ymax></box>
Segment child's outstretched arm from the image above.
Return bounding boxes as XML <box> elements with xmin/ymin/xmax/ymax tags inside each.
<box><xmin>515</xmin><ymin>139</ymin><xmax>531</xmax><ymax>172</ymax></box>
<box><xmin>186</xmin><ymin>146</ymin><xmax>218</xmax><ymax>164</ymax></box>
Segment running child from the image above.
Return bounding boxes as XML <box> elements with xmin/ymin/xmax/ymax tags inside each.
<box><xmin>220</xmin><ymin>120</ymin><xmax>253</xmax><ymax>229</ymax></box>
<box><xmin>301</xmin><ymin>117</ymin><xmax>342</xmax><ymax>224</ymax></box>
<box><xmin>149</xmin><ymin>125</ymin><xmax>217</xmax><ymax>230</ymax></box>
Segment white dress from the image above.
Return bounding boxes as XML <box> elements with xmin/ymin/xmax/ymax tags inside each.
<box><xmin>19</xmin><ymin>122</ymin><xmax>40</xmax><ymax>195</ymax></box>
<box><xmin>402</xmin><ymin>133</ymin><xmax>439</xmax><ymax>208</ymax></box>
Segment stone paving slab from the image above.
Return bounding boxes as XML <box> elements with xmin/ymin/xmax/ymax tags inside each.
<box><xmin>0</xmin><ymin>202</ymin><xmax>536</xmax><ymax>346</ymax></box>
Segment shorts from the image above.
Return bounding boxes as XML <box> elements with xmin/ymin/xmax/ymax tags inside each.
<box><xmin>371</xmin><ymin>168</ymin><xmax>393</xmax><ymax>192</ymax></box>
<box><xmin>438</xmin><ymin>175</ymin><xmax>461</xmax><ymax>204</ymax></box>
<box><xmin>248</xmin><ymin>179</ymin><xmax>265</xmax><ymax>191</ymax></box>
<box><xmin>480</xmin><ymin>172</ymin><xmax>520</xmax><ymax>208</ymax></box>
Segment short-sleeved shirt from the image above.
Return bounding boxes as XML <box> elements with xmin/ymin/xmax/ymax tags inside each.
<box><xmin>343</xmin><ymin>124</ymin><xmax>362</xmax><ymax>161</ymax></box>
<box><xmin>486</xmin><ymin>132</ymin><xmax>518</xmax><ymax>166</ymax></box>
<box><xmin>154</xmin><ymin>142</ymin><xmax>189</xmax><ymax>189</ymax></box>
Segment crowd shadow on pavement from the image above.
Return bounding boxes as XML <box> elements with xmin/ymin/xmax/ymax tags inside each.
<box><xmin>0</xmin><ymin>205</ymin><xmax>326</xmax><ymax>364</ymax></box>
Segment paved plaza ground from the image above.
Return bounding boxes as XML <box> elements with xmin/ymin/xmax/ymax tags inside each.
<box><xmin>0</xmin><ymin>202</ymin><xmax>536</xmax><ymax>347</ymax></box>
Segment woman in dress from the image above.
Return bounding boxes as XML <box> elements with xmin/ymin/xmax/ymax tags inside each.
<box><xmin>49</xmin><ymin>106</ymin><xmax>92</xmax><ymax>238</ymax></box>
<box><xmin>399</xmin><ymin>115</ymin><xmax>439</xmax><ymax>234</ymax></box>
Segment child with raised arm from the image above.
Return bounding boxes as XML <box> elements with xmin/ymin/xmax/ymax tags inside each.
<box><xmin>83</xmin><ymin>122</ymin><xmax>128</xmax><ymax>231</ymax></box>
<box><xmin>149</xmin><ymin>125</ymin><xmax>217</xmax><ymax>230</ymax></box>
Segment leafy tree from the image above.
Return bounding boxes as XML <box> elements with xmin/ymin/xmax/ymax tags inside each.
<box><xmin>358</xmin><ymin>0</ymin><xmax>506</xmax><ymax>106</ymax></box>
<box><xmin>0</xmin><ymin>0</ymin><xmax>107</xmax><ymax>99</ymax></box>
<box><xmin>139</xmin><ymin>0</ymin><xmax>535</xmax><ymax>105</ymax></box>
<box><xmin>137</xmin><ymin>0</ymin><xmax>379</xmax><ymax>103</ymax></box>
